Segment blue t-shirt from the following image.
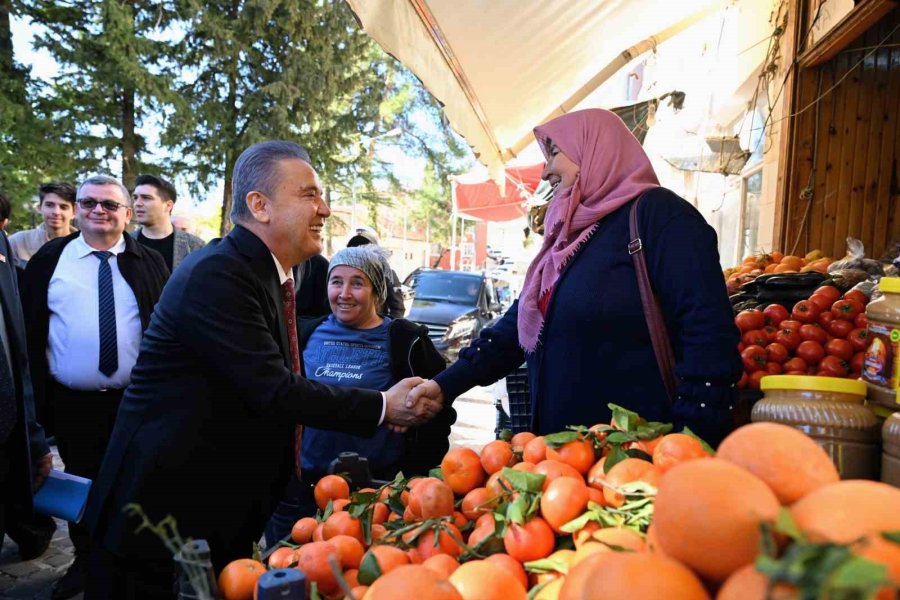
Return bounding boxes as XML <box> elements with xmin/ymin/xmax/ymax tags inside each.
<box><xmin>300</xmin><ymin>315</ymin><xmax>405</xmax><ymax>478</ymax></box>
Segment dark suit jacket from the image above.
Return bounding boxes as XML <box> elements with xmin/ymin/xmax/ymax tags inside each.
<box><xmin>0</xmin><ymin>232</ymin><xmax>48</xmax><ymax>511</ymax></box>
<box><xmin>294</xmin><ymin>254</ymin><xmax>330</xmax><ymax>318</ymax></box>
<box><xmin>83</xmin><ymin>225</ymin><xmax>384</xmax><ymax>568</ymax></box>
<box><xmin>21</xmin><ymin>232</ymin><xmax>170</xmax><ymax>432</ymax></box>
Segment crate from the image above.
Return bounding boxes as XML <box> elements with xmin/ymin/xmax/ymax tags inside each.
<box><xmin>495</xmin><ymin>365</ymin><xmax>532</xmax><ymax>437</ymax></box>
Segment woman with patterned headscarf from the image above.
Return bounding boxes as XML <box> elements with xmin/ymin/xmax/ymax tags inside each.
<box><xmin>410</xmin><ymin>109</ymin><xmax>741</xmax><ymax>445</ymax></box>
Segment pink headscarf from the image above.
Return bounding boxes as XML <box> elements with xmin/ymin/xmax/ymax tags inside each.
<box><xmin>517</xmin><ymin>108</ymin><xmax>660</xmax><ymax>353</ymax></box>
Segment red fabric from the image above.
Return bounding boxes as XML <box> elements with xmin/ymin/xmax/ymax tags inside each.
<box><xmin>538</xmin><ymin>286</ymin><xmax>554</xmax><ymax>317</ymax></box>
<box><xmin>454</xmin><ymin>164</ymin><xmax>544</xmax><ymax>222</ymax></box>
<box><xmin>283</xmin><ymin>279</ymin><xmax>303</xmax><ymax>479</ymax></box>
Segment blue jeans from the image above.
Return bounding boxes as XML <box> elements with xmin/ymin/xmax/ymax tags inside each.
<box><xmin>264</xmin><ymin>474</ymin><xmax>318</xmax><ymax>547</ymax></box>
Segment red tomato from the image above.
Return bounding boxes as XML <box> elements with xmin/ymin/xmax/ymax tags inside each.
<box><xmin>819</xmin><ymin>355</ymin><xmax>849</xmax><ymax>377</ymax></box>
<box><xmin>815</xmin><ymin>285</ymin><xmax>842</xmax><ymax>304</ymax></box>
<box><xmin>737</xmin><ymin>342</ymin><xmax>746</xmax><ymax>353</ymax></box>
<box><xmin>817</xmin><ymin>311</ymin><xmax>836</xmax><ymax>329</ymax></box>
<box><xmin>785</xmin><ymin>370</ymin><xmax>808</xmax><ymax>375</ymax></box>
<box><xmin>748</xmin><ymin>370</ymin><xmax>768</xmax><ymax>390</ymax></box>
<box><xmin>741</xmin><ymin>345</ymin><xmax>768</xmax><ymax>373</ymax></box>
<box><xmin>825</xmin><ymin>338</ymin><xmax>854</xmax><ymax>360</ymax></box>
<box><xmin>783</xmin><ymin>357</ymin><xmax>808</xmax><ymax>372</ymax></box>
<box><xmin>765</xmin><ymin>342</ymin><xmax>789</xmax><ymax>364</ymax></box>
<box><xmin>843</xmin><ymin>290</ymin><xmax>867</xmax><ymax>306</ymax></box>
<box><xmin>735</xmin><ymin>309</ymin><xmax>766</xmax><ymax>333</ymax></box>
<box><xmin>774</xmin><ymin>327</ymin><xmax>801</xmax><ymax>350</ymax></box>
<box><xmin>827</xmin><ymin>318</ymin><xmax>854</xmax><ymax>339</ymax></box>
<box><xmin>765</xmin><ymin>362</ymin><xmax>783</xmax><ymax>375</ymax></box>
<box><xmin>850</xmin><ymin>352</ymin><xmax>865</xmax><ymax>373</ymax></box>
<box><xmin>792</xmin><ymin>300</ymin><xmax>820</xmax><ymax>323</ymax></box>
<box><xmin>779</xmin><ymin>319</ymin><xmax>802</xmax><ymax>332</ymax></box>
<box><xmin>796</xmin><ymin>340</ymin><xmax>825</xmax><ymax>366</ymax></box>
<box><xmin>854</xmin><ymin>313</ymin><xmax>868</xmax><ymax>329</ymax></box>
<box><xmin>799</xmin><ymin>323</ymin><xmax>828</xmax><ymax>344</ymax></box>
<box><xmin>737</xmin><ymin>371</ymin><xmax>748</xmax><ymax>389</ymax></box>
<box><xmin>847</xmin><ymin>328</ymin><xmax>869</xmax><ymax>352</ymax></box>
<box><xmin>742</xmin><ymin>330</ymin><xmax>768</xmax><ymax>348</ymax></box>
<box><xmin>807</xmin><ymin>294</ymin><xmax>833</xmax><ymax>313</ymax></box>
<box><xmin>762</xmin><ymin>325</ymin><xmax>778</xmax><ymax>343</ymax></box>
<box><xmin>831</xmin><ymin>299</ymin><xmax>864</xmax><ymax>321</ymax></box>
<box><xmin>762</xmin><ymin>304</ymin><xmax>789</xmax><ymax>326</ymax></box>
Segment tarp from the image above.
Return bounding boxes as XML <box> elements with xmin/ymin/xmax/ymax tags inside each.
<box><xmin>345</xmin><ymin>0</ymin><xmax>727</xmax><ymax>179</ymax></box>
<box><xmin>453</xmin><ymin>163</ymin><xmax>543</xmax><ymax>222</ymax></box>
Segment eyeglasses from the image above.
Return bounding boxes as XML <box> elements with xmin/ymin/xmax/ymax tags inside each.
<box><xmin>76</xmin><ymin>198</ymin><xmax>129</xmax><ymax>212</ymax></box>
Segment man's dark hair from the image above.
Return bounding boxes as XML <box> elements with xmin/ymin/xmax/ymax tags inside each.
<box><xmin>231</xmin><ymin>141</ymin><xmax>311</xmax><ymax>224</ymax></box>
<box><xmin>38</xmin><ymin>182</ymin><xmax>76</xmax><ymax>206</ymax></box>
<box><xmin>134</xmin><ymin>174</ymin><xmax>177</xmax><ymax>203</ymax></box>
<box><xmin>0</xmin><ymin>190</ymin><xmax>11</xmax><ymax>222</ymax></box>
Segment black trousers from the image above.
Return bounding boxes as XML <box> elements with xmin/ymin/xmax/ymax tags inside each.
<box><xmin>85</xmin><ymin>544</ymin><xmax>176</xmax><ymax>600</ymax></box>
<box><xmin>51</xmin><ymin>382</ymin><xmax>123</xmax><ymax>556</ymax></box>
<box><xmin>0</xmin><ymin>435</ymin><xmax>56</xmax><ymax>556</ymax></box>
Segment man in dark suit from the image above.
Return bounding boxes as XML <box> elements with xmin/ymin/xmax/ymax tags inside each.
<box><xmin>82</xmin><ymin>141</ymin><xmax>442</xmax><ymax>598</ymax></box>
<box><xmin>0</xmin><ymin>217</ymin><xmax>54</xmax><ymax>561</ymax></box>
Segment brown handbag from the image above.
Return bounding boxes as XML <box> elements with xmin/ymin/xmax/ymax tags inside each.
<box><xmin>628</xmin><ymin>195</ymin><xmax>678</xmax><ymax>406</ymax></box>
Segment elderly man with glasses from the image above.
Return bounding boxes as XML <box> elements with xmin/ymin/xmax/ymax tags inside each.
<box><xmin>20</xmin><ymin>174</ymin><xmax>169</xmax><ymax>600</ymax></box>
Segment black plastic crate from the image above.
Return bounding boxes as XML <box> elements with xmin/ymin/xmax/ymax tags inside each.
<box><xmin>495</xmin><ymin>365</ymin><xmax>532</xmax><ymax>437</ymax></box>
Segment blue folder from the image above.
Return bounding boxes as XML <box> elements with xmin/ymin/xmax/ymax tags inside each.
<box><xmin>33</xmin><ymin>470</ymin><xmax>92</xmax><ymax>523</ymax></box>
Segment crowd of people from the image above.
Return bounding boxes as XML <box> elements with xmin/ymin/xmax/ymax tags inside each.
<box><xmin>0</xmin><ymin>108</ymin><xmax>741</xmax><ymax>600</ymax></box>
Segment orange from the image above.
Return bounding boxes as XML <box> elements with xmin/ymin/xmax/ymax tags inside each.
<box><xmin>293</xmin><ymin>541</ymin><xmax>341</xmax><ymax>597</ymax></box>
<box><xmin>322</xmin><ymin>510</ymin><xmax>364</xmax><ymax>544</ymax></box>
<box><xmin>217</xmin><ymin>558</ymin><xmax>265</xmax><ymax>600</ymax></box>
<box><xmin>572</xmin><ymin>527</ymin><xmax>646</xmax><ymax>566</ymax></box>
<box><xmin>449</xmin><ymin>560</ymin><xmax>528</xmax><ymax>600</ymax></box>
<box><xmin>461</xmin><ymin>487</ymin><xmax>499</xmax><ymax>521</ymax></box>
<box><xmin>585</xmin><ymin>457</ymin><xmax>607</xmax><ymax>491</ymax></box>
<box><xmin>545</xmin><ymin>438</ymin><xmax>596</xmax><ymax>475</ymax></box>
<box><xmin>328</xmin><ymin>534</ymin><xmax>365</xmax><ymax>569</ymax></box>
<box><xmin>290</xmin><ymin>516</ymin><xmax>318</xmax><ymax>544</ymax></box>
<box><xmin>466</xmin><ymin>524</ymin><xmax>494</xmax><ymax>549</ymax></box>
<box><xmin>484</xmin><ymin>553</ymin><xmax>528</xmax><ymax>591</ymax></box>
<box><xmin>779</xmin><ymin>255</ymin><xmax>803</xmax><ymax>270</ymax></box>
<box><xmin>559</xmin><ymin>552</ymin><xmax>709</xmax><ymax>600</ymax></box>
<box><xmin>716</xmin><ymin>564</ymin><xmax>797</xmax><ymax>600</ymax></box>
<box><xmin>652</xmin><ymin>433</ymin><xmax>708</xmax><ymax>473</ymax></box>
<box><xmin>717</xmin><ymin>422</ymin><xmax>839</xmax><ymax>504</ymax></box>
<box><xmin>602</xmin><ymin>458</ymin><xmax>660</xmax><ymax>508</ymax></box>
<box><xmin>314</xmin><ymin>474</ymin><xmax>350</xmax><ymax>511</ymax></box>
<box><xmin>362</xmin><ymin>564</ymin><xmax>464</xmax><ymax>600</ymax></box>
<box><xmin>540</xmin><ymin>475</ymin><xmax>589</xmax><ymax>533</ymax></box>
<box><xmin>441</xmin><ymin>448</ymin><xmax>487</xmax><ymax>495</ymax></box>
<box><xmin>416</xmin><ymin>524</ymin><xmax>465</xmax><ymax>560</ymax></box>
<box><xmin>791</xmin><ymin>480</ymin><xmax>900</xmax><ymax>544</ymax></box>
<box><xmin>344</xmin><ymin>568</ymin><xmax>360</xmax><ymax>588</ymax></box>
<box><xmin>408</xmin><ymin>478</ymin><xmax>455</xmax><ymax>520</ymax></box>
<box><xmin>365</xmin><ymin>544</ymin><xmax>411</xmax><ymax>578</ymax></box>
<box><xmin>480</xmin><ymin>440</ymin><xmax>516</xmax><ymax>474</ymax></box>
<box><xmin>503</xmin><ymin>517</ymin><xmax>555</xmax><ymax>562</ymax></box>
<box><xmin>422</xmin><ymin>553</ymin><xmax>461</xmax><ymax>579</ymax></box>
<box><xmin>533</xmin><ymin>459</ymin><xmax>582</xmax><ymax>491</ymax></box>
<box><xmin>371</xmin><ymin>502</ymin><xmax>390</xmax><ymax>525</ymax></box>
<box><xmin>523</xmin><ymin>436</ymin><xmax>548</xmax><ymax>464</ymax></box>
<box><xmin>370</xmin><ymin>523</ymin><xmax>388</xmax><ymax>542</ymax></box>
<box><xmin>510</xmin><ymin>431</ymin><xmax>536</xmax><ymax>452</ymax></box>
<box><xmin>266</xmin><ymin>546</ymin><xmax>293</xmax><ymax>569</ymax></box>
<box><xmin>653</xmin><ymin>458</ymin><xmax>779</xmax><ymax>582</ymax></box>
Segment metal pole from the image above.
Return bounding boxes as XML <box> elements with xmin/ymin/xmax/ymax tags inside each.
<box><xmin>450</xmin><ymin>181</ymin><xmax>458</xmax><ymax>270</ymax></box>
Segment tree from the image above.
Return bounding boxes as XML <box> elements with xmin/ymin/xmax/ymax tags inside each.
<box><xmin>163</xmin><ymin>0</ymin><xmax>387</xmax><ymax>236</ymax></box>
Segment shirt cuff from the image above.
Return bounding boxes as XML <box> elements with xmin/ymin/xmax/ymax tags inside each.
<box><xmin>378</xmin><ymin>391</ymin><xmax>387</xmax><ymax>426</ymax></box>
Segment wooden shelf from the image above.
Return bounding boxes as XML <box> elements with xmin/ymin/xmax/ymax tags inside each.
<box><xmin>798</xmin><ymin>0</ymin><xmax>899</xmax><ymax>68</ymax></box>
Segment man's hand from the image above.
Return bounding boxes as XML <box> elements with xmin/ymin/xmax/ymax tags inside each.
<box><xmin>33</xmin><ymin>452</ymin><xmax>52</xmax><ymax>492</ymax></box>
<box><xmin>384</xmin><ymin>377</ymin><xmax>442</xmax><ymax>432</ymax></box>
<box><xmin>406</xmin><ymin>379</ymin><xmax>445</xmax><ymax>411</ymax></box>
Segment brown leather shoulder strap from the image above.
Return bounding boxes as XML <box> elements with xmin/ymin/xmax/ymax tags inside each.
<box><xmin>629</xmin><ymin>195</ymin><xmax>678</xmax><ymax>406</ymax></box>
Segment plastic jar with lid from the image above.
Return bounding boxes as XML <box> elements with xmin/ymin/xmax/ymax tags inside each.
<box><xmin>753</xmin><ymin>375</ymin><xmax>879</xmax><ymax>479</ymax></box>
<box><xmin>863</xmin><ymin>277</ymin><xmax>900</xmax><ymax>410</ymax></box>
<box><xmin>882</xmin><ymin>412</ymin><xmax>900</xmax><ymax>487</ymax></box>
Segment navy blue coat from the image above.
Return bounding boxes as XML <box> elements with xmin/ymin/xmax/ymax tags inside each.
<box><xmin>435</xmin><ymin>188</ymin><xmax>742</xmax><ymax>444</ymax></box>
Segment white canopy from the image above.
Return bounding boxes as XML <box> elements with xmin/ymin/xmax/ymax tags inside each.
<box><xmin>346</xmin><ymin>0</ymin><xmax>729</xmax><ymax>178</ymax></box>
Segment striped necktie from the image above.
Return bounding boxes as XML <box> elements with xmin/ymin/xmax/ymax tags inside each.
<box><xmin>93</xmin><ymin>251</ymin><xmax>118</xmax><ymax>377</ymax></box>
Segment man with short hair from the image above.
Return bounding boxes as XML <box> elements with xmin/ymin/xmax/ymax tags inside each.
<box><xmin>132</xmin><ymin>174</ymin><xmax>205</xmax><ymax>272</ymax></box>
<box><xmin>9</xmin><ymin>182</ymin><xmax>77</xmax><ymax>264</ymax></box>
<box><xmin>82</xmin><ymin>141</ymin><xmax>442</xmax><ymax>598</ymax></box>
<box><xmin>21</xmin><ymin>175</ymin><xmax>169</xmax><ymax>599</ymax></box>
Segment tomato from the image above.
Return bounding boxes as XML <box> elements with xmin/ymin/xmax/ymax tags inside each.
<box><xmin>774</xmin><ymin>327</ymin><xmax>801</xmax><ymax>350</ymax></box>
<box><xmin>762</xmin><ymin>325</ymin><xmax>778</xmax><ymax>343</ymax></box>
<box><xmin>799</xmin><ymin>323</ymin><xmax>828</xmax><ymax>344</ymax></box>
<box><xmin>737</xmin><ymin>371</ymin><xmax>748</xmax><ymax>389</ymax></box>
<box><xmin>737</xmin><ymin>342</ymin><xmax>746</xmax><ymax>353</ymax></box>
<box><xmin>796</xmin><ymin>340</ymin><xmax>825</xmax><ymax>366</ymax></box>
<box><xmin>819</xmin><ymin>355</ymin><xmax>850</xmax><ymax>377</ymax></box>
<box><xmin>807</xmin><ymin>294</ymin><xmax>833</xmax><ymax>313</ymax></box>
<box><xmin>783</xmin><ymin>357</ymin><xmax>808</xmax><ymax>372</ymax></box>
<box><xmin>827</xmin><ymin>318</ymin><xmax>854</xmax><ymax>339</ymax></box>
<box><xmin>765</xmin><ymin>342</ymin><xmax>789</xmax><ymax>364</ymax></box>
<box><xmin>765</xmin><ymin>362</ymin><xmax>783</xmax><ymax>375</ymax></box>
<box><xmin>779</xmin><ymin>319</ymin><xmax>802</xmax><ymax>332</ymax></box>
<box><xmin>843</xmin><ymin>290</ymin><xmax>867</xmax><ymax>306</ymax></box>
<box><xmin>735</xmin><ymin>309</ymin><xmax>766</xmax><ymax>333</ymax></box>
<box><xmin>854</xmin><ymin>313</ymin><xmax>868</xmax><ymax>329</ymax></box>
<box><xmin>741</xmin><ymin>345</ymin><xmax>768</xmax><ymax>373</ymax></box>
<box><xmin>817</xmin><ymin>311</ymin><xmax>836</xmax><ymax>329</ymax></box>
<box><xmin>831</xmin><ymin>299</ymin><xmax>864</xmax><ymax>321</ymax></box>
<box><xmin>825</xmin><ymin>338</ymin><xmax>854</xmax><ymax>360</ymax></box>
<box><xmin>850</xmin><ymin>352</ymin><xmax>865</xmax><ymax>373</ymax></box>
<box><xmin>792</xmin><ymin>300</ymin><xmax>820</xmax><ymax>323</ymax></box>
<box><xmin>741</xmin><ymin>330</ymin><xmax>768</xmax><ymax>348</ymax></box>
<box><xmin>763</xmin><ymin>304</ymin><xmax>789</xmax><ymax>326</ymax></box>
<box><xmin>847</xmin><ymin>328</ymin><xmax>869</xmax><ymax>352</ymax></box>
<box><xmin>785</xmin><ymin>370</ymin><xmax>808</xmax><ymax>375</ymax></box>
<box><xmin>748</xmin><ymin>370</ymin><xmax>768</xmax><ymax>390</ymax></box>
<box><xmin>814</xmin><ymin>285</ymin><xmax>842</xmax><ymax>304</ymax></box>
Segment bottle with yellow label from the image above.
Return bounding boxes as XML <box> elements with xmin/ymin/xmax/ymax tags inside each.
<box><xmin>863</xmin><ymin>277</ymin><xmax>900</xmax><ymax>409</ymax></box>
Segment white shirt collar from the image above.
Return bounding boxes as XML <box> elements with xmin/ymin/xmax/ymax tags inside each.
<box><xmin>270</xmin><ymin>253</ymin><xmax>292</xmax><ymax>286</ymax></box>
<box><xmin>72</xmin><ymin>234</ymin><xmax>127</xmax><ymax>259</ymax></box>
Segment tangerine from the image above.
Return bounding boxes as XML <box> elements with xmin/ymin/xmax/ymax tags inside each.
<box><xmin>503</xmin><ymin>517</ymin><xmax>555</xmax><ymax>562</ymax></box>
<box><xmin>484</xmin><ymin>553</ymin><xmax>528</xmax><ymax>590</ymax></box>
<box><xmin>362</xmin><ymin>564</ymin><xmax>464</xmax><ymax>600</ymax></box>
<box><xmin>294</xmin><ymin>541</ymin><xmax>341</xmax><ymax>596</ymax></box>
<box><xmin>523</xmin><ymin>436</ymin><xmax>548</xmax><ymax>464</ymax></box>
<box><xmin>441</xmin><ymin>448</ymin><xmax>487</xmax><ymax>495</ymax></box>
<box><xmin>480</xmin><ymin>440</ymin><xmax>516</xmax><ymax>474</ymax></box>
<box><xmin>290</xmin><ymin>516</ymin><xmax>318</xmax><ymax>544</ymax></box>
<box><xmin>449</xmin><ymin>560</ymin><xmax>528</xmax><ymax>600</ymax></box>
<box><xmin>559</xmin><ymin>552</ymin><xmax>709</xmax><ymax>600</ymax></box>
<box><xmin>540</xmin><ymin>475</ymin><xmax>589</xmax><ymax>533</ymax></box>
<box><xmin>217</xmin><ymin>558</ymin><xmax>265</xmax><ymax>600</ymax></box>
<box><xmin>603</xmin><ymin>458</ymin><xmax>660</xmax><ymax>508</ymax></box>
<box><xmin>545</xmin><ymin>438</ymin><xmax>595</xmax><ymax>475</ymax></box>
<box><xmin>791</xmin><ymin>480</ymin><xmax>900</xmax><ymax>544</ymax></box>
<box><xmin>314</xmin><ymin>474</ymin><xmax>350</xmax><ymax>511</ymax></box>
<box><xmin>652</xmin><ymin>433</ymin><xmax>708</xmax><ymax>473</ymax></box>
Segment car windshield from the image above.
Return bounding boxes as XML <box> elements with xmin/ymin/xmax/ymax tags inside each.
<box><xmin>407</xmin><ymin>272</ymin><xmax>481</xmax><ymax>305</ymax></box>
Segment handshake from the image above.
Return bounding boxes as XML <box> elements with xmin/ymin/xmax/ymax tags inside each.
<box><xmin>383</xmin><ymin>378</ymin><xmax>445</xmax><ymax>432</ymax></box>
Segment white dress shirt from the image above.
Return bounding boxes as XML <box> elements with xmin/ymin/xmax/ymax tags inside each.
<box><xmin>48</xmin><ymin>235</ymin><xmax>142</xmax><ymax>390</ymax></box>
<box><xmin>270</xmin><ymin>254</ymin><xmax>386</xmax><ymax>425</ymax></box>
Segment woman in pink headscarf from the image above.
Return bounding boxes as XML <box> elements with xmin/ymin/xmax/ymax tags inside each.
<box><xmin>412</xmin><ymin>109</ymin><xmax>741</xmax><ymax>445</ymax></box>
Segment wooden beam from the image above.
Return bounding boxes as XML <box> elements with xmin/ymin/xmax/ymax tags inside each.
<box><xmin>797</xmin><ymin>0</ymin><xmax>898</xmax><ymax>68</ymax></box>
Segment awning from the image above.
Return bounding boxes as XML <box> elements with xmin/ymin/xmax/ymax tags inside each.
<box><xmin>345</xmin><ymin>0</ymin><xmax>728</xmax><ymax>179</ymax></box>
<box><xmin>453</xmin><ymin>163</ymin><xmax>543</xmax><ymax>222</ymax></box>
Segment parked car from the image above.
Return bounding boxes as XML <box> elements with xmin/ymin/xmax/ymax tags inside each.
<box><xmin>403</xmin><ymin>268</ymin><xmax>504</xmax><ymax>362</ymax></box>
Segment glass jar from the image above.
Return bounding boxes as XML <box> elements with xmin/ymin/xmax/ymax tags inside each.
<box><xmin>863</xmin><ymin>277</ymin><xmax>900</xmax><ymax>410</ymax></box>
<box><xmin>754</xmin><ymin>375</ymin><xmax>879</xmax><ymax>479</ymax></box>
<box><xmin>881</xmin><ymin>412</ymin><xmax>900</xmax><ymax>488</ymax></box>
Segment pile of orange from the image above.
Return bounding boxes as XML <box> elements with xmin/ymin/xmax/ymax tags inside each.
<box><xmin>217</xmin><ymin>420</ymin><xmax>900</xmax><ymax>600</ymax></box>
<box><xmin>724</xmin><ymin>251</ymin><xmax>835</xmax><ymax>295</ymax></box>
